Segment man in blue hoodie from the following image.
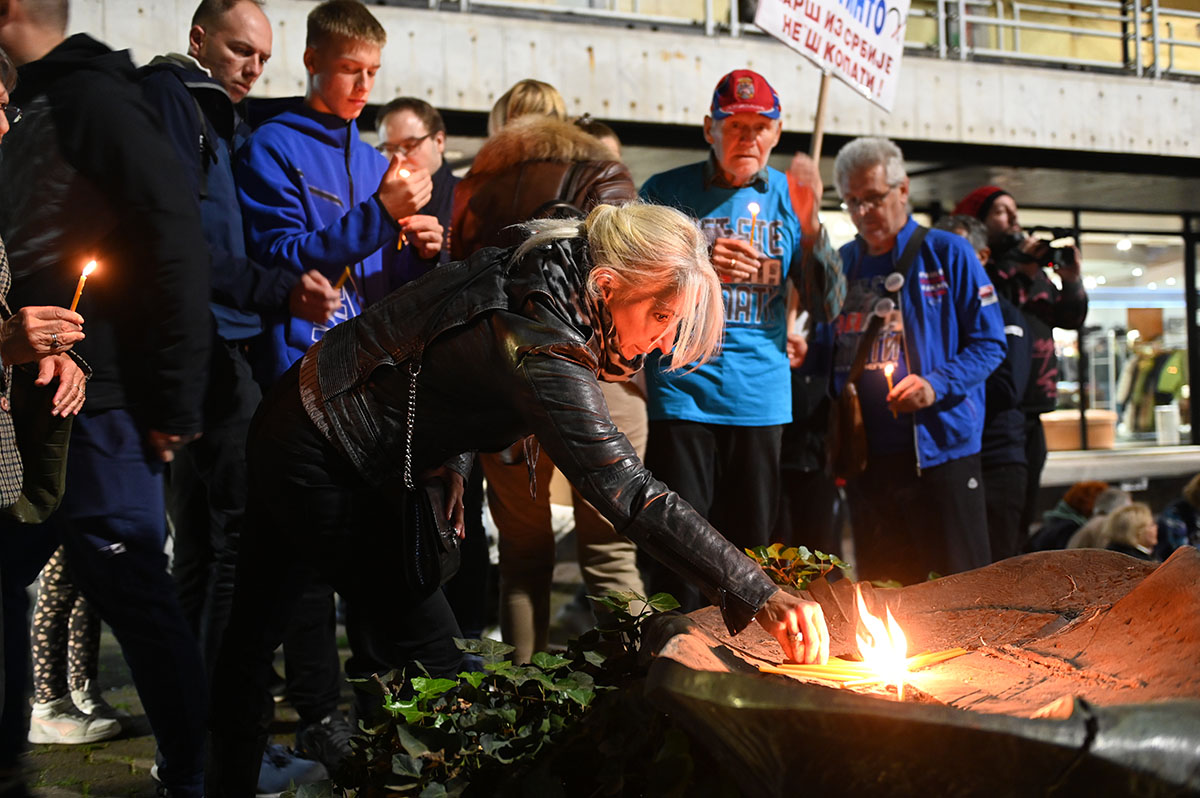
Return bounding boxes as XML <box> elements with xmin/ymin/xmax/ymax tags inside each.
<box><xmin>235</xmin><ymin>0</ymin><xmax>437</xmax><ymax>385</ymax></box>
<box><xmin>831</xmin><ymin>137</ymin><xmax>1006</xmax><ymax>586</ymax></box>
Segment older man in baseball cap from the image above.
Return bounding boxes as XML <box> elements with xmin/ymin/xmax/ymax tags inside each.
<box><xmin>637</xmin><ymin>69</ymin><xmax>845</xmax><ymax>612</ymax></box>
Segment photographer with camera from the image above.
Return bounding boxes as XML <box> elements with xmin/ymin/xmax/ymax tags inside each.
<box><xmin>954</xmin><ymin>185</ymin><xmax>1088</xmax><ymax>549</ymax></box>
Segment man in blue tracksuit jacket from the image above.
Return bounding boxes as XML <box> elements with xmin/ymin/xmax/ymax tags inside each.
<box><xmin>831</xmin><ymin>137</ymin><xmax>1006</xmax><ymax>585</ymax></box>
<box><xmin>234</xmin><ymin>3</ymin><xmax>435</xmax><ymax>386</ymax></box>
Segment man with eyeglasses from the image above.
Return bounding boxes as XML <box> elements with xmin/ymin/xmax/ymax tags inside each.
<box><xmin>637</xmin><ymin>69</ymin><xmax>845</xmax><ymax>612</ymax></box>
<box><xmin>830</xmin><ymin>136</ymin><xmax>1006</xmax><ymax>586</ymax></box>
<box><xmin>376</xmin><ymin>97</ymin><xmax>457</xmax><ymax>285</ymax></box>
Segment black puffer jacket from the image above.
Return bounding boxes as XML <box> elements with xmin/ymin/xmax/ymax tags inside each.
<box><xmin>0</xmin><ymin>35</ymin><xmax>211</xmax><ymax>433</ymax></box>
<box><xmin>296</xmin><ymin>237</ymin><xmax>777</xmax><ymax>635</ymax></box>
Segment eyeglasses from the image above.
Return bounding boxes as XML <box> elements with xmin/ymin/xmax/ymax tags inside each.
<box><xmin>843</xmin><ymin>184</ymin><xmax>898</xmax><ymax>214</ymax></box>
<box><xmin>1</xmin><ymin>102</ymin><xmax>21</xmax><ymax>126</ymax></box>
<box><xmin>376</xmin><ymin>133</ymin><xmax>431</xmax><ymax>157</ymax></box>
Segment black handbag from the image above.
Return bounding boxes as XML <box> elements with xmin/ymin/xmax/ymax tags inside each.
<box><xmin>1</xmin><ymin>368</ymin><xmax>72</xmax><ymax>524</ymax></box>
<box><xmin>400</xmin><ymin>361</ymin><xmax>462</xmax><ymax>594</ymax></box>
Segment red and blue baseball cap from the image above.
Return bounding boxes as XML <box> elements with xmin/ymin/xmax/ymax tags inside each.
<box><xmin>710</xmin><ymin>69</ymin><xmax>781</xmax><ymax>120</ymax></box>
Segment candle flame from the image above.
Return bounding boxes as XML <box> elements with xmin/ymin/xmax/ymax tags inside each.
<box><xmin>398</xmin><ymin>168</ymin><xmax>411</xmax><ymax>178</ymax></box>
<box><xmin>883</xmin><ymin>363</ymin><xmax>894</xmax><ymax>377</ymax></box>
<box><xmin>854</xmin><ymin>585</ymin><xmax>909</xmax><ymax>700</ymax></box>
<box><xmin>747</xmin><ymin>201</ymin><xmax>760</xmax><ymax>216</ymax></box>
<box><xmin>82</xmin><ymin>261</ymin><xmax>97</xmax><ymax>277</ymax></box>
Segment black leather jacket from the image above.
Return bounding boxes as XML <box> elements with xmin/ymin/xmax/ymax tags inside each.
<box><xmin>298</xmin><ymin>237</ymin><xmax>777</xmax><ymax>634</ymax></box>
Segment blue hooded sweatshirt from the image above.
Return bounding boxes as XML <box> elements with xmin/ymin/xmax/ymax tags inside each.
<box><xmin>833</xmin><ymin>218</ymin><xmax>1007</xmax><ymax>471</ymax></box>
<box><xmin>236</xmin><ymin>102</ymin><xmax>400</xmax><ymax>384</ymax></box>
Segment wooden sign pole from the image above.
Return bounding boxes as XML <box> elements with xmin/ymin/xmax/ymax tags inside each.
<box><xmin>809</xmin><ymin>70</ymin><xmax>832</xmax><ymax>161</ymax></box>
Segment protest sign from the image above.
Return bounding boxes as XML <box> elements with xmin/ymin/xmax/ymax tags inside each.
<box><xmin>755</xmin><ymin>0</ymin><xmax>911</xmax><ymax>112</ymax></box>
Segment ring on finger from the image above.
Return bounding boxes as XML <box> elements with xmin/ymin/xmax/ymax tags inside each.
<box><xmin>50</xmin><ymin>332</ymin><xmax>59</xmax><ymax>349</ymax></box>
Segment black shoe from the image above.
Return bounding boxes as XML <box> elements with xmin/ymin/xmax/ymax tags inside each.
<box><xmin>295</xmin><ymin>713</ymin><xmax>354</xmax><ymax>773</ymax></box>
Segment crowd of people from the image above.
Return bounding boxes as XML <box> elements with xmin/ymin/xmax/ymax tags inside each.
<box><xmin>0</xmin><ymin>0</ymin><xmax>1187</xmax><ymax>795</ymax></box>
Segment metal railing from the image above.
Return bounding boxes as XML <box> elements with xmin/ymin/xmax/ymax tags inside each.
<box><xmin>415</xmin><ymin>0</ymin><xmax>1200</xmax><ymax>81</ymax></box>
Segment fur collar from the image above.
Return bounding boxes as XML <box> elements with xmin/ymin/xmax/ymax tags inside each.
<box><xmin>468</xmin><ymin>116</ymin><xmax>614</xmax><ymax>176</ymax></box>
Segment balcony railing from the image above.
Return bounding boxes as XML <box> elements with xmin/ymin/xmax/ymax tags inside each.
<box><xmin>398</xmin><ymin>0</ymin><xmax>1200</xmax><ymax>80</ymax></box>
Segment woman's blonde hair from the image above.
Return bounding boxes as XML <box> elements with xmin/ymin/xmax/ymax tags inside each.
<box><xmin>517</xmin><ymin>203</ymin><xmax>724</xmax><ymax>371</ymax></box>
<box><xmin>488</xmin><ymin>79</ymin><xmax>567</xmax><ymax>136</ymax></box>
<box><xmin>1104</xmin><ymin>502</ymin><xmax>1154</xmax><ymax>548</ymax></box>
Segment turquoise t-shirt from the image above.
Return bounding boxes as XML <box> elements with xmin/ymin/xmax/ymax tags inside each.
<box><xmin>639</xmin><ymin>162</ymin><xmax>800</xmax><ymax>426</ymax></box>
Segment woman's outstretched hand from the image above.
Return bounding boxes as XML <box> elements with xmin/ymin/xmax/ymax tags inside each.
<box><xmin>756</xmin><ymin>588</ymin><xmax>829</xmax><ymax>664</ymax></box>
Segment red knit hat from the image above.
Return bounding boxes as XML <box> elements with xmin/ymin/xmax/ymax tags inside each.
<box><xmin>953</xmin><ymin>185</ymin><xmax>1011</xmax><ymax>220</ymax></box>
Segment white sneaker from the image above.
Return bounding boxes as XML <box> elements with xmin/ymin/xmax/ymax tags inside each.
<box><xmin>71</xmin><ymin>680</ymin><xmax>131</xmax><ymax>725</ymax></box>
<box><xmin>28</xmin><ymin>696</ymin><xmax>122</xmax><ymax>745</ymax></box>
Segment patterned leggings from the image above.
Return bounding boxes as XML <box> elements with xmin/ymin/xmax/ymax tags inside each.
<box><xmin>30</xmin><ymin>547</ymin><xmax>100</xmax><ymax>703</ymax></box>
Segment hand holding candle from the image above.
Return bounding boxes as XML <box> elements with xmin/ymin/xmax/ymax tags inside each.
<box><xmin>884</xmin><ymin>362</ymin><xmax>897</xmax><ymax>418</ymax></box>
<box><xmin>70</xmin><ymin>261</ymin><xmax>97</xmax><ymax>313</ymax></box>
<box><xmin>376</xmin><ymin>156</ymin><xmax>432</xmax><ymax>220</ymax></box>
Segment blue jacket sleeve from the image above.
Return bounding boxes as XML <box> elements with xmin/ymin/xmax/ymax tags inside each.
<box><xmin>923</xmin><ymin>239</ymin><xmax>1007</xmax><ymax>402</ymax></box>
<box><xmin>236</xmin><ymin>137</ymin><xmax>400</xmax><ymax>281</ymax></box>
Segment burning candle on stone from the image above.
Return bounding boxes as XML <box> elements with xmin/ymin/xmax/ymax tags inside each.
<box><xmin>70</xmin><ymin>261</ymin><xmax>97</xmax><ymax>313</ymax></box>
<box><xmin>747</xmin><ymin>201</ymin><xmax>760</xmax><ymax>248</ymax></box>
<box><xmin>884</xmin><ymin>362</ymin><xmax>897</xmax><ymax>418</ymax></box>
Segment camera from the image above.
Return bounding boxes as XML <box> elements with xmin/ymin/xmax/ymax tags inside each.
<box><xmin>997</xmin><ymin>226</ymin><xmax>1077</xmax><ymax>270</ymax></box>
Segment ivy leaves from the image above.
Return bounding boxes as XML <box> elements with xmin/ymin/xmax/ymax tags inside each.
<box><xmin>745</xmin><ymin>543</ymin><xmax>850</xmax><ymax>590</ymax></box>
<box><xmin>326</xmin><ymin>590</ymin><xmax>677</xmax><ymax>797</ymax></box>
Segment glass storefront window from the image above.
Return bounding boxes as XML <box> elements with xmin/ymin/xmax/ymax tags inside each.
<box><xmin>1073</xmin><ymin>231</ymin><xmax>1188</xmax><ymax>447</ymax></box>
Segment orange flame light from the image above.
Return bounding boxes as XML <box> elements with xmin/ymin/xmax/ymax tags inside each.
<box><xmin>854</xmin><ymin>585</ymin><xmax>909</xmax><ymax>700</ymax></box>
<box><xmin>69</xmin><ymin>260</ymin><xmax>97</xmax><ymax>313</ymax></box>
<box><xmin>758</xmin><ymin>586</ymin><xmax>966</xmax><ymax>700</ymax></box>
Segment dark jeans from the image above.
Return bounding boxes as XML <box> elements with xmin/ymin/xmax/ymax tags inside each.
<box><xmin>983</xmin><ymin>461</ymin><xmax>1028</xmax><ymax>563</ymax></box>
<box><xmin>168</xmin><ymin>341</ymin><xmax>341</xmax><ymax>721</ymax></box>
<box><xmin>847</xmin><ymin>451</ymin><xmax>991</xmax><ymax>585</ymax></box>
<box><xmin>208</xmin><ymin>374</ymin><xmax>463</xmax><ymax>797</ymax></box>
<box><xmin>1</xmin><ymin>409</ymin><xmax>207</xmax><ymax>797</ymax></box>
<box><xmin>1019</xmin><ymin>414</ymin><xmax>1048</xmax><ymax>543</ymax></box>
<box><xmin>642</xmin><ymin>420</ymin><xmax>783</xmax><ymax>612</ymax></box>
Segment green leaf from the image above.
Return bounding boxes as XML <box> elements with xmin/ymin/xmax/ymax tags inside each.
<box><xmin>746</xmin><ymin>545</ymin><xmax>769</xmax><ymax>559</ymax></box>
<box><xmin>391</xmin><ymin>752</ymin><xmax>424</xmax><ymax>778</ymax></box>
<box><xmin>765</xmin><ymin>542</ymin><xmax>784</xmax><ymax>558</ymax></box>
<box><xmin>411</xmin><ymin>677</ymin><xmax>458</xmax><ymax>699</ymax></box>
<box><xmin>458</xmin><ymin>637</ymin><xmax>516</xmax><ymax>664</ymax></box>
<box><xmin>419</xmin><ymin>783</ymin><xmax>448</xmax><ymax>798</ymax></box>
<box><xmin>459</xmin><ymin>671</ymin><xmax>485</xmax><ymax>689</ymax></box>
<box><xmin>394</xmin><ymin>724</ymin><xmax>433</xmax><ymax>758</ymax></box>
<box><xmin>295</xmin><ymin>783</ymin><xmax>336</xmax><ymax>798</ymax></box>
<box><xmin>530</xmin><ymin>651</ymin><xmax>571</xmax><ymax>671</ymax></box>
<box><xmin>385</xmin><ymin>697</ymin><xmax>429</xmax><ymax>724</ymax></box>
<box><xmin>646</xmin><ymin>593</ymin><xmax>680</xmax><ymax>612</ymax></box>
<box><xmin>564</xmin><ymin>687</ymin><xmax>596</xmax><ymax>707</ymax></box>
<box><xmin>582</xmin><ymin>650</ymin><xmax>607</xmax><ymax>668</ymax></box>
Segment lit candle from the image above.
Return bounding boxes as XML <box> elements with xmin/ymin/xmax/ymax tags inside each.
<box><xmin>395</xmin><ymin>170</ymin><xmax>409</xmax><ymax>251</ymax></box>
<box><xmin>70</xmin><ymin>261</ymin><xmax>97</xmax><ymax>313</ymax></box>
<box><xmin>883</xmin><ymin>363</ymin><xmax>897</xmax><ymax>418</ymax></box>
<box><xmin>333</xmin><ymin>266</ymin><xmax>351</xmax><ymax>291</ymax></box>
<box><xmin>747</xmin><ymin>201</ymin><xmax>760</xmax><ymax>248</ymax></box>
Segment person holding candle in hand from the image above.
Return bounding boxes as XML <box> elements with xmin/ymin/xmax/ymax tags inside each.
<box><xmin>637</xmin><ymin>69</ymin><xmax>845</xmax><ymax>612</ymax></box>
<box><xmin>235</xmin><ymin>0</ymin><xmax>439</xmax><ymax>386</ymax></box>
<box><xmin>830</xmin><ymin>138</ymin><xmax>1006</xmax><ymax>585</ymax></box>
<box><xmin>0</xmin><ymin>4</ymin><xmax>213</xmax><ymax>793</ymax></box>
